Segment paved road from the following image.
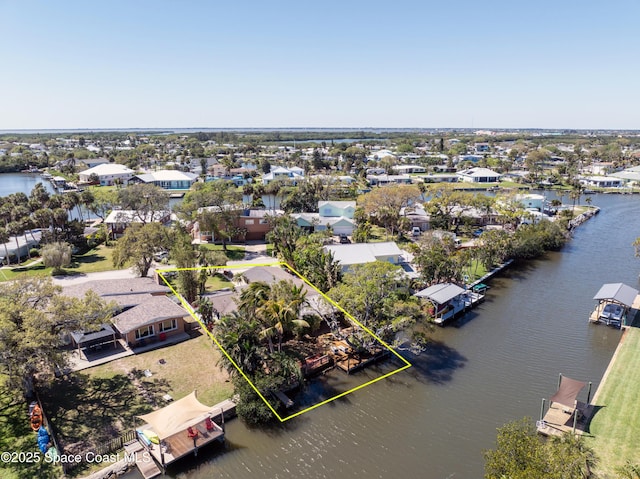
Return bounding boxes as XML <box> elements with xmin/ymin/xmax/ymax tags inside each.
<box><xmin>49</xmin><ymin>250</ymin><xmax>280</xmax><ymax>287</ymax></box>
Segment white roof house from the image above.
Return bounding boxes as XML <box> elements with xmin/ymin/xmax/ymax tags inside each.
<box><xmin>579</xmin><ymin>175</ymin><xmax>623</xmax><ymax>188</ymax></box>
<box><xmin>323</xmin><ymin>242</ymin><xmax>404</xmax><ymax>271</ymax></box>
<box><xmin>262</xmin><ymin>166</ymin><xmax>304</xmax><ymax>185</ymax></box>
<box><xmin>136</xmin><ymin>170</ymin><xmax>199</xmax><ymax>190</ymax></box>
<box><xmin>610</xmin><ymin>166</ymin><xmax>640</xmax><ymax>184</ymax></box>
<box><xmin>457</xmin><ymin>167</ymin><xmax>502</xmax><ymax>183</ymax></box>
<box><xmin>78</xmin><ymin>163</ymin><xmax>135</xmax><ymax>186</ymax></box>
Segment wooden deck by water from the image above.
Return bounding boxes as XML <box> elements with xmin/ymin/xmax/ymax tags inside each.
<box><xmin>537</xmin><ymin>401</ymin><xmax>595</xmax><ymax>437</ymax></box>
<box><xmin>130</xmin><ymin>399</ymin><xmax>236</xmax><ymax>478</ymax></box>
<box><xmin>124</xmin><ymin>441</ymin><xmax>162</xmax><ymax>479</ymax></box>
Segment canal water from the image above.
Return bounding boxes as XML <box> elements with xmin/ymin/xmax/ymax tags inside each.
<box><xmin>1</xmin><ymin>174</ymin><xmax>637</xmax><ymax>478</ymax></box>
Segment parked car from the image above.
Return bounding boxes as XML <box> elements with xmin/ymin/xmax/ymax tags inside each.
<box><xmin>412</xmin><ymin>227</ymin><xmax>421</xmax><ymax>237</ymax></box>
<box><xmin>339</xmin><ymin>234</ymin><xmax>350</xmax><ymax>244</ymax></box>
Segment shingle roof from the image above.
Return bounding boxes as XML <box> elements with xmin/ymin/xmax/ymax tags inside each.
<box><xmin>62</xmin><ymin>277</ymin><xmax>170</xmax><ymax>299</ymax></box>
<box><xmin>112</xmin><ymin>295</ymin><xmax>188</xmax><ymax>333</ymax></box>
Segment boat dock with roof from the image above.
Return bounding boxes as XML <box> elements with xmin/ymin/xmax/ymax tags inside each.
<box><xmin>415</xmin><ymin>282</ymin><xmax>485</xmax><ymax>325</ymax></box>
<box><xmin>589</xmin><ymin>282</ymin><xmax>640</xmax><ymax>328</ymax></box>
<box><xmin>129</xmin><ymin>392</ymin><xmax>235</xmax><ymax>478</ymax></box>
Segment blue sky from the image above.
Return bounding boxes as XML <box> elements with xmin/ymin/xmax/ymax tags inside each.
<box><xmin>1</xmin><ymin>1</ymin><xmax>639</xmax><ymax>130</ymax></box>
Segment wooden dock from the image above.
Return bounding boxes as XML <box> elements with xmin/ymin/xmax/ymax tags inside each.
<box><xmin>125</xmin><ymin>440</ymin><xmax>162</xmax><ymax>479</ymax></box>
<box><xmin>335</xmin><ymin>348</ymin><xmax>390</xmax><ymax>374</ymax></box>
<box><xmin>131</xmin><ymin>398</ymin><xmax>236</xmax><ymax>476</ymax></box>
<box><xmin>210</xmin><ymin>398</ymin><xmax>237</xmax><ymax>423</ymax></box>
<box><xmin>537</xmin><ymin>401</ymin><xmax>594</xmax><ymax>437</ymax></box>
<box><xmin>143</xmin><ymin>416</ymin><xmax>225</xmax><ymax>469</ymax></box>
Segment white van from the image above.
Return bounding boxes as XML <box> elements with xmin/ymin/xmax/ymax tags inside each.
<box><xmin>412</xmin><ymin>227</ymin><xmax>421</xmax><ymax>237</ymax></box>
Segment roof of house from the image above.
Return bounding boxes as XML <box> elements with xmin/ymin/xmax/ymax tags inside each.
<box><xmin>79</xmin><ymin>163</ymin><xmax>135</xmax><ymax>176</ymax></box>
<box><xmin>324</xmin><ymin>242</ymin><xmax>403</xmax><ymax>266</ymax></box>
<box><xmin>203</xmin><ymin>290</ymin><xmax>238</xmax><ymax>316</ymax></box>
<box><xmin>292</xmin><ymin>213</ymin><xmax>355</xmax><ymax>227</ymax></box>
<box><xmin>415</xmin><ymin>283</ymin><xmax>466</xmax><ymax>304</ymax></box>
<box><xmin>457</xmin><ymin>167</ymin><xmax>502</xmax><ymax>178</ymax></box>
<box><xmin>318</xmin><ymin>200</ymin><xmax>356</xmax><ymax>210</ymax></box>
<box><xmin>240</xmin><ymin>266</ymin><xmax>319</xmax><ymax>297</ymax></box>
<box><xmin>112</xmin><ymin>295</ymin><xmax>188</xmax><ymax>333</ymax></box>
<box><xmin>104</xmin><ymin>209</ymin><xmax>171</xmax><ymax>225</ymax></box>
<box><xmin>62</xmin><ymin>277</ymin><xmax>170</xmax><ymax>299</ymax></box>
<box><xmin>136</xmin><ymin>170</ymin><xmax>198</xmax><ymax>183</ymax></box>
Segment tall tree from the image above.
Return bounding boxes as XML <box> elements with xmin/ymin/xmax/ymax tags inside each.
<box><xmin>112</xmin><ymin>222</ymin><xmax>173</xmax><ymax>277</ymax></box>
<box><xmin>0</xmin><ymin>278</ymin><xmax>114</xmax><ymax>394</ymax></box>
<box><xmin>359</xmin><ymin>184</ymin><xmax>421</xmax><ymax>237</ymax></box>
<box><xmin>171</xmin><ymin>229</ymin><xmax>199</xmax><ymax>303</ymax></box>
<box><xmin>117</xmin><ymin>184</ymin><xmax>170</xmax><ymax>224</ymax></box>
<box><xmin>484</xmin><ymin>418</ymin><xmax>597</xmax><ymax>479</ymax></box>
<box><xmin>41</xmin><ymin>241</ymin><xmax>72</xmax><ymax>275</ymax></box>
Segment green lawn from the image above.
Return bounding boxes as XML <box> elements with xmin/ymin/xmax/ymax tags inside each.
<box><xmin>198</xmin><ymin>243</ymin><xmax>246</xmax><ymax>260</ymax></box>
<box><xmin>0</xmin><ymin>245</ymin><xmax>120</xmax><ymax>282</ymax></box>
<box><xmin>205</xmin><ymin>272</ymin><xmax>233</xmax><ymax>291</ymax></box>
<box><xmin>584</xmin><ymin>324</ymin><xmax>640</xmax><ymax>478</ymax></box>
<box><xmin>39</xmin><ymin>335</ymin><xmax>232</xmax><ymax>477</ymax></box>
<box><xmin>88</xmin><ymin>334</ymin><xmax>233</xmax><ymax>410</ymax></box>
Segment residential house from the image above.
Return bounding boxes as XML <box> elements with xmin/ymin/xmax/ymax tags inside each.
<box><xmin>579</xmin><ymin>176</ymin><xmax>623</xmax><ymax>188</ymax></box>
<box><xmin>194</xmin><ymin>207</ymin><xmax>283</xmax><ymax>242</ymax></box>
<box><xmin>392</xmin><ymin>164</ymin><xmax>426</xmax><ymax>174</ymax></box>
<box><xmin>366</xmin><ymin>174</ymin><xmax>412</xmax><ymax>186</ymax></box>
<box><xmin>292</xmin><ymin>201</ymin><xmax>356</xmax><ymax>236</ymax></box>
<box><xmin>104</xmin><ymin>209</ymin><xmax>172</xmax><ymax>238</ymax></box>
<box><xmin>63</xmin><ymin>278</ymin><xmax>189</xmax><ymax>353</ymax></box>
<box><xmin>474</xmin><ymin>143</ymin><xmax>490</xmax><ymax>153</ymax></box>
<box><xmin>610</xmin><ymin>165</ymin><xmax>640</xmax><ymax>185</ymax></box>
<box><xmin>111</xmin><ymin>295</ymin><xmax>189</xmax><ymax>347</ymax></box>
<box><xmin>323</xmin><ymin>242</ymin><xmax>404</xmax><ymax>272</ymax></box>
<box><xmin>262</xmin><ymin>166</ymin><xmax>304</xmax><ymax>185</ymax></box>
<box><xmin>78</xmin><ymin>163</ymin><xmax>135</xmax><ymax>186</ymax></box>
<box><xmin>77</xmin><ymin>157</ymin><xmax>110</xmax><ymax>170</ymax></box>
<box><xmin>401</xmin><ymin>203</ymin><xmax>430</xmax><ymax>231</ymax></box>
<box><xmin>135</xmin><ymin>170</ymin><xmax>199</xmax><ymax>190</ymax></box>
<box><xmin>457</xmin><ymin>167</ymin><xmax>502</xmax><ymax>183</ymax></box>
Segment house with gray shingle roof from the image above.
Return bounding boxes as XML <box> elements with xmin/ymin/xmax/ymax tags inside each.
<box><xmin>63</xmin><ymin>278</ymin><xmax>189</xmax><ymax>350</ymax></box>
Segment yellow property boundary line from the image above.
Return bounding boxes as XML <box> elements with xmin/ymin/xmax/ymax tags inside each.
<box><xmin>157</xmin><ymin>262</ymin><xmax>412</xmax><ymax>422</ymax></box>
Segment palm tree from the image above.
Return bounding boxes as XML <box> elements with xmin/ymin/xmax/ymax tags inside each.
<box><xmin>238</xmin><ymin>281</ymin><xmax>271</xmax><ymax>317</ymax></box>
<box><xmin>257</xmin><ymin>284</ymin><xmax>310</xmax><ymax>353</ymax></box>
<box><xmin>215</xmin><ymin>311</ymin><xmax>264</xmax><ymax>375</ymax></box>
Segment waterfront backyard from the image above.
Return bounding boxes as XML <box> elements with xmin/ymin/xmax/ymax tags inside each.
<box><xmin>585</xmin><ymin>315</ymin><xmax>640</xmax><ymax>478</ymax></box>
<box><xmin>39</xmin><ymin>334</ymin><xmax>233</xmax><ymax>476</ymax></box>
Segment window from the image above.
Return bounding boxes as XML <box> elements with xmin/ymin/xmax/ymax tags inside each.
<box><xmin>135</xmin><ymin>325</ymin><xmax>154</xmax><ymax>340</ymax></box>
<box><xmin>245</xmin><ymin>219</ymin><xmax>255</xmax><ymax>225</ymax></box>
<box><xmin>159</xmin><ymin>319</ymin><xmax>177</xmax><ymax>333</ymax></box>
<box><xmin>259</xmin><ymin>219</ymin><xmax>268</xmax><ymax>224</ymax></box>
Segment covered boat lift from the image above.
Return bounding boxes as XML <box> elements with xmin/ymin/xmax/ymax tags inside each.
<box><xmin>590</xmin><ymin>282</ymin><xmax>639</xmax><ymax>328</ymax></box>
<box><xmin>415</xmin><ymin>283</ymin><xmax>484</xmax><ymax>325</ymax></box>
